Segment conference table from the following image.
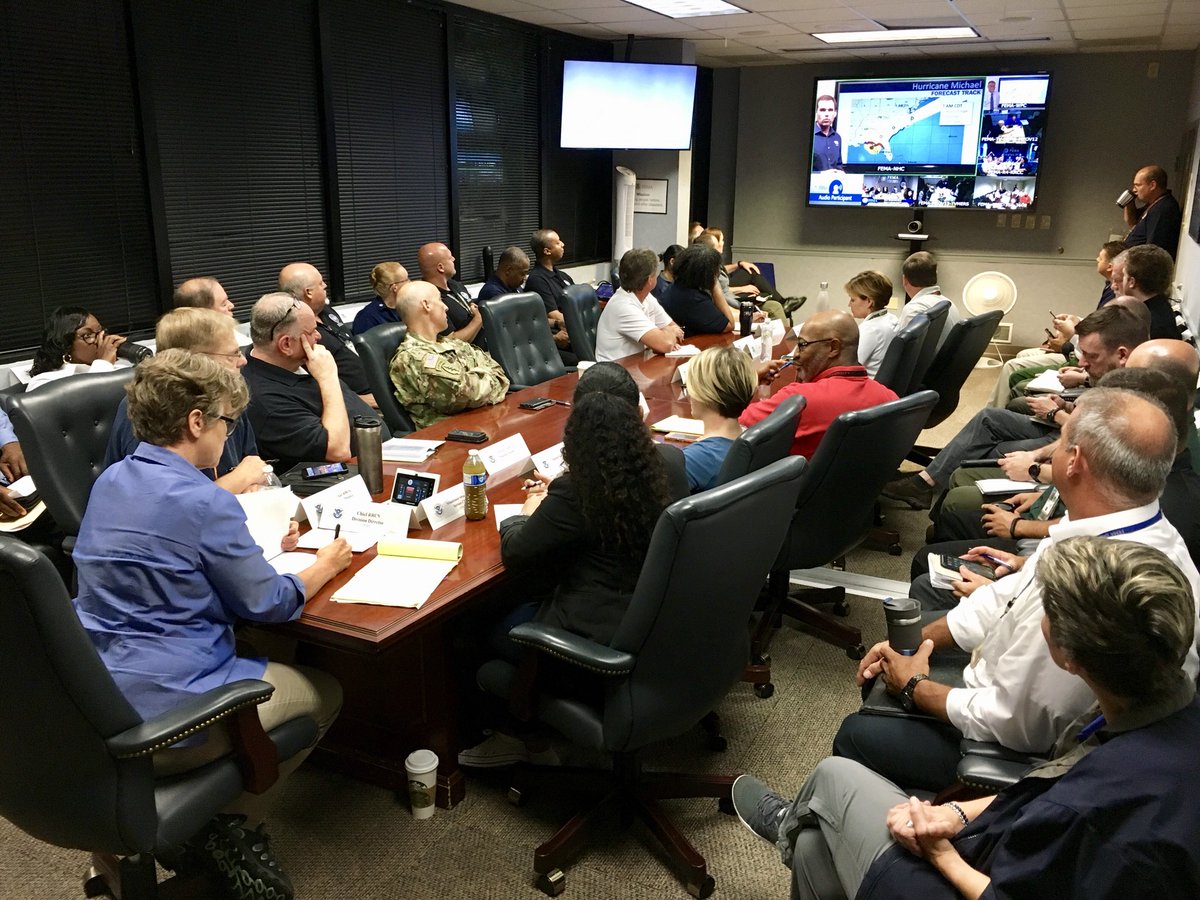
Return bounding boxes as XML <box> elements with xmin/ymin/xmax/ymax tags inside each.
<box><xmin>283</xmin><ymin>331</ymin><xmax>795</xmax><ymax>807</ymax></box>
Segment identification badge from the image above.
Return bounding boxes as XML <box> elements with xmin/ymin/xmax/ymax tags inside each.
<box><xmin>423</xmin><ymin>353</ymin><xmax>438</xmax><ymax>369</ymax></box>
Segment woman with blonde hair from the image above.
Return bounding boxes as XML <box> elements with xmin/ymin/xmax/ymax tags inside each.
<box><xmin>682</xmin><ymin>345</ymin><xmax>758</xmax><ymax>491</ymax></box>
<box><xmin>353</xmin><ymin>261</ymin><xmax>409</xmax><ymax>334</ymax></box>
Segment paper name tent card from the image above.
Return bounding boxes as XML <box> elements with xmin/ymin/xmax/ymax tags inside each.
<box><xmin>651</xmin><ymin>415</ymin><xmax>705</xmax><ymax>435</ymax></box>
<box><xmin>331</xmin><ymin>537</ymin><xmax>463</xmax><ymax>608</ymax></box>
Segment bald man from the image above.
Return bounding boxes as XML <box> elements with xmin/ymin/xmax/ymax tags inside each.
<box><xmin>417</xmin><ymin>242</ymin><xmax>483</xmax><ymax>345</ymax></box>
<box><xmin>389</xmin><ymin>281</ymin><xmax>509</xmax><ymax>429</ymax></box>
<box><xmin>739</xmin><ymin>310</ymin><xmax>898</xmax><ymax>459</ymax></box>
<box><xmin>279</xmin><ymin>262</ymin><xmax>375</xmax><ymax>405</ymax></box>
<box><xmin>1123</xmin><ymin>164</ymin><xmax>1182</xmax><ymax>259</ymax></box>
<box><xmin>173</xmin><ymin>277</ymin><xmax>235</xmax><ymax>316</ymax></box>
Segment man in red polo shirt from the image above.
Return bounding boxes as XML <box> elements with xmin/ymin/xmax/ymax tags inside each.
<box><xmin>741</xmin><ymin>309</ymin><xmax>898</xmax><ymax>458</ymax></box>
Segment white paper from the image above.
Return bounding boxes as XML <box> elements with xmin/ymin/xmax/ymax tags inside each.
<box><xmin>480</xmin><ymin>433</ymin><xmax>533</xmax><ymax>479</ymax></box>
<box><xmin>1023</xmin><ymin>370</ymin><xmax>1065</xmax><ymax>393</ymax></box>
<box><xmin>672</xmin><ymin>361</ymin><xmax>689</xmax><ymax>385</ymax></box>
<box><xmin>976</xmin><ymin>479</ymin><xmax>1043</xmax><ymax>495</ymax></box>
<box><xmin>651</xmin><ymin>415</ymin><xmax>705</xmax><ymax>435</ymax></box>
<box><xmin>493</xmin><ymin>504</ymin><xmax>524</xmax><ymax>530</ymax></box>
<box><xmin>732</xmin><ymin>334</ymin><xmax>759</xmax><ymax>355</ymax></box>
<box><xmin>381</xmin><ymin>438</ymin><xmax>443</xmax><ymax>462</ymax></box>
<box><xmin>576</xmin><ymin>360</ymin><xmax>594</xmax><ymax>373</ymax></box>
<box><xmin>666</xmin><ymin>344</ymin><xmax>700</xmax><ymax>358</ymax></box>
<box><xmin>331</xmin><ymin>555</ymin><xmax>458</xmax><ymax>608</ymax></box>
<box><xmin>418</xmin><ymin>483</ymin><xmax>467</xmax><ymax>530</ymax></box>
<box><xmin>344</xmin><ymin>501</ymin><xmax>411</xmax><ymax>535</ymax></box>
<box><xmin>236</xmin><ymin>487</ymin><xmax>298</xmax><ymax>558</ymax></box>
<box><xmin>296</xmin><ymin>529</ymin><xmax>383</xmax><ymax>553</ymax></box>
<box><xmin>6</xmin><ymin>475</ymin><xmax>36</xmax><ymax>498</ymax></box>
<box><xmin>531</xmin><ymin>442</ymin><xmax>565</xmax><ymax>480</ymax></box>
<box><xmin>769</xmin><ymin>318</ymin><xmax>786</xmax><ymax>341</ymax></box>
<box><xmin>638</xmin><ymin>392</ymin><xmax>650</xmax><ymax>419</ymax></box>
<box><xmin>299</xmin><ymin>476</ymin><xmax>373</xmax><ymax>531</ymax></box>
<box><xmin>268</xmin><ymin>551</ymin><xmax>317</xmax><ymax>576</ymax></box>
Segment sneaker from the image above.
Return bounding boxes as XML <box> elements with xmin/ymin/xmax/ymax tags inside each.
<box><xmin>783</xmin><ymin>296</ymin><xmax>807</xmax><ymax>315</ymax></box>
<box><xmin>457</xmin><ymin>731</ymin><xmax>531</xmax><ymax>768</ymax></box>
<box><xmin>880</xmin><ymin>475</ymin><xmax>936</xmax><ymax>510</ymax></box>
<box><xmin>731</xmin><ymin>774</ymin><xmax>790</xmax><ymax>845</ymax></box>
<box><xmin>192</xmin><ymin>814</ymin><xmax>294</xmax><ymax>900</ymax></box>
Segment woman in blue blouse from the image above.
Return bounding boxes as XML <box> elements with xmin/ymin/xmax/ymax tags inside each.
<box><xmin>682</xmin><ymin>346</ymin><xmax>757</xmax><ymax>492</ymax></box>
<box><xmin>73</xmin><ymin>349</ymin><xmax>352</xmax><ymax>900</ymax></box>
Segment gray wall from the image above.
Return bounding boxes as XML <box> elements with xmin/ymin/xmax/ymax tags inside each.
<box><xmin>719</xmin><ymin>52</ymin><xmax>1196</xmax><ymax>348</ymax></box>
<box><xmin>706</xmin><ymin>68</ymin><xmax>741</xmax><ymax>242</ymax></box>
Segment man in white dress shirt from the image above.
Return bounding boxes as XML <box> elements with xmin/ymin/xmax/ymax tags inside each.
<box><xmin>835</xmin><ymin>387</ymin><xmax>1200</xmax><ymax>791</ymax></box>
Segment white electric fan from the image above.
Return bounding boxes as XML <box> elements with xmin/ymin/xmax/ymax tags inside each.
<box><xmin>960</xmin><ymin>271</ymin><xmax>1018</xmax><ymax>368</ymax></box>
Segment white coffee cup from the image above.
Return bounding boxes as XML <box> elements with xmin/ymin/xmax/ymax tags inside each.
<box><xmin>404</xmin><ymin>749</ymin><xmax>439</xmax><ymax>820</ymax></box>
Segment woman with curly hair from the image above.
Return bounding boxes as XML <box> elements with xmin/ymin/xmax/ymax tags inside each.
<box><xmin>500</xmin><ymin>390</ymin><xmax>672</xmax><ymax>645</ymax></box>
<box><xmin>27</xmin><ymin>306</ymin><xmax>128</xmax><ymax>391</ymax></box>
<box><xmin>660</xmin><ymin>242</ymin><xmax>736</xmax><ymax>336</ymax></box>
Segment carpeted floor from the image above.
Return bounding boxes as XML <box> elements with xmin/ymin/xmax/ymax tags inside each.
<box><xmin>0</xmin><ymin>369</ymin><xmax>997</xmax><ymax>899</ymax></box>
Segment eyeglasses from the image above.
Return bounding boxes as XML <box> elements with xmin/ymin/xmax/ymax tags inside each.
<box><xmin>215</xmin><ymin>414</ymin><xmax>239</xmax><ymax>430</ymax></box>
<box><xmin>265</xmin><ymin>299</ymin><xmax>302</xmax><ymax>340</ymax></box>
<box><xmin>201</xmin><ymin>350</ymin><xmax>245</xmax><ymax>363</ymax></box>
<box><xmin>74</xmin><ymin>328</ymin><xmax>104</xmax><ymax>345</ymax></box>
<box><xmin>792</xmin><ymin>337</ymin><xmax>836</xmax><ymax>351</ymax></box>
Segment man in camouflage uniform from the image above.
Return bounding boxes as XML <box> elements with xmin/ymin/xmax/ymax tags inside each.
<box><xmin>390</xmin><ymin>281</ymin><xmax>510</xmax><ymax>429</ymax></box>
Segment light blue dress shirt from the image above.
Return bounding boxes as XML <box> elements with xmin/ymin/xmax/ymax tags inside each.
<box><xmin>73</xmin><ymin>443</ymin><xmax>305</xmax><ymax>721</ymax></box>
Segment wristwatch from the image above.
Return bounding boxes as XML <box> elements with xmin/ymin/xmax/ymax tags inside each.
<box><xmin>1028</xmin><ymin>462</ymin><xmax>1042</xmax><ymax>483</ymax></box>
<box><xmin>899</xmin><ymin>673</ymin><xmax>929</xmax><ymax>712</ymax></box>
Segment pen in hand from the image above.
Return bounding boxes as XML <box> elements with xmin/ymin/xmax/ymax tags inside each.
<box><xmin>334</xmin><ymin>524</ymin><xmax>341</xmax><ymax>540</ymax></box>
<box><xmin>771</xmin><ymin>361</ymin><xmax>794</xmax><ymax>379</ymax></box>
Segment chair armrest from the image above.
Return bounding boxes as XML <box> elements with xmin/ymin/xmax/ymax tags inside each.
<box><xmin>956</xmin><ymin>754</ymin><xmax>1033</xmax><ymax>793</ymax></box>
<box><xmin>958</xmin><ymin>739</ymin><xmax>1046</xmax><ymax>765</ymax></box>
<box><xmin>508</xmin><ymin>622</ymin><xmax>635</xmax><ymax>676</ymax></box>
<box><xmin>107</xmin><ymin>679</ymin><xmax>275</xmax><ymax>758</ymax></box>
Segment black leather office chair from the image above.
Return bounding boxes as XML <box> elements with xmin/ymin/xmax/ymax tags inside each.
<box><xmin>479</xmin><ymin>291</ymin><xmax>569</xmax><ymax>389</ymax></box>
<box><xmin>751</xmin><ymin>392</ymin><xmax>939</xmax><ymax>681</ymax></box>
<box><xmin>873</xmin><ymin>313</ymin><xmax>929</xmax><ymax>397</ymax></box>
<box><xmin>713</xmin><ymin>395</ymin><xmax>805</xmax><ymax>488</ymax></box>
<box><xmin>908</xmin><ymin>310</ymin><xmax>1004</xmax><ymax>464</ymax></box>
<box><xmin>906</xmin><ymin>298</ymin><xmax>951</xmax><ymax>396</ymax></box>
<box><xmin>351</xmin><ymin>321</ymin><xmax>416</xmax><ymax>435</ymax></box>
<box><xmin>7</xmin><ymin>368</ymin><xmax>134</xmax><ymax>551</ymax></box>
<box><xmin>560</xmin><ymin>284</ymin><xmax>602</xmax><ymax>362</ymax></box>
<box><xmin>476</xmin><ymin>456</ymin><xmax>807</xmax><ymax>898</ymax></box>
<box><xmin>0</xmin><ymin>535</ymin><xmax>318</xmax><ymax>899</ymax></box>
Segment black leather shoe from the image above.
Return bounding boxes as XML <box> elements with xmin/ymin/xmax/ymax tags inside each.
<box><xmin>192</xmin><ymin>814</ymin><xmax>294</xmax><ymax>900</ymax></box>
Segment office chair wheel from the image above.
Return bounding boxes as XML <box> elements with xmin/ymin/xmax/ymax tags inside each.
<box><xmin>888</xmin><ymin>543</ymin><xmax>902</xmax><ymax>556</ymax></box>
<box><xmin>718</xmin><ymin>796</ymin><xmax>735</xmax><ymax>815</ymax></box>
<box><xmin>847</xmin><ymin>644</ymin><xmax>866</xmax><ymax>661</ymax></box>
<box><xmin>706</xmin><ymin>733</ymin><xmax>729</xmax><ymax>752</ymax></box>
<box><xmin>752</xmin><ymin>652</ymin><xmax>771</xmax><ymax>666</ymax></box>
<box><xmin>83</xmin><ymin>869</ymin><xmax>113</xmax><ymax>898</ymax></box>
<box><xmin>754</xmin><ymin>682</ymin><xmax>775</xmax><ymax>699</ymax></box>
<box><xmin>686</xmin><ymin>874</ymin><xmax>716</xmax><ymax>898</ymax></box>
<box><xmin>507</xmin><ymin>786</ymin><xmax>526</xmax><ymax>807</ymax></box>
<box><xmin>536</xmin><ymin>868</ymin><xmax>567</xmax><ymax>896</ymax></box>
<box><xmin>831</xmin><ymin>599</ymin><xmax>850</xmax><ymax>617</ymax></box>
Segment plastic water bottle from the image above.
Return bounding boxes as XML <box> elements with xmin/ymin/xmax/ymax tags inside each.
<box><xmin>261</xmin><ymin>464</ymin><xmax>284</xmax><ymax>489</ymax></box>
<box><xmin>463</xmin><ymin>450</ymin><xmax>488</xmax><ymax>521</ymax></box>
<box><xmin>815</xmin><ymin>281</ymin><xmax>831</xmax><ymax>313</ymax></box>
<box><xmin>756</xmin><ymin>322</ymin><xmax>773</xmax><ymax>363</ymax></box>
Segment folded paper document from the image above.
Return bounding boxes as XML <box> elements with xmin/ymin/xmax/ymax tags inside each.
<box><xmin>651</xmin><ymin>415</ymin><xmax>705</xmax><ymax>435</ymax></box>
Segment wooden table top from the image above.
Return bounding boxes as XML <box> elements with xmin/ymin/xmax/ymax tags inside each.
<box><xmin>288</xmin><ymin>329</ymin><xmax>794</xmax><ymax>652</ymax></box>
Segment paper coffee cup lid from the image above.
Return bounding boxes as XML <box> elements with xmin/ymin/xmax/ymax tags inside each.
<box><xmin>405</xmin><ymin>749</ymin><xmax>438</xmax><ymax>773</ymax></box>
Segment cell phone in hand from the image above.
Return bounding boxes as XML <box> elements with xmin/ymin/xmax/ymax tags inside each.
<box><xmin>938</xmin><ymin>555</ymin><xmax>996</xmax><ymax>580</ymax></box>
<box><xmin>991</xmin><ymin>501</ymin><xmax>1016</xmax><ymax>512</ymax></box>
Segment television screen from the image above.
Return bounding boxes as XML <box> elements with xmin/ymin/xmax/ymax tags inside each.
<box><xmin>561</xmin><ymin>60</ymin><xmax>697</xmax><ymax>150</ymax></box>
<box><xmin>807</xmin><ymin>73</ymin><xmax>1050</xmax><ymax>211</ymax></box>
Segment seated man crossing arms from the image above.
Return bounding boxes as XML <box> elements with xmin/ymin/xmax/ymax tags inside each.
<box><xmin>389</xmin><ymin>281</ymin><xmax>510</xmax><ymax>429</ymax></box>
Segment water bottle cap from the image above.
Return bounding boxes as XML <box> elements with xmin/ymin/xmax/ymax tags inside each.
<box><xmin>819</xmin><ymin>281</ymin><xmax>829</xmax><ymax>289</ymax></box>
<box><xmin>262</xmin><ymin>465</ymin><xmax>273</xmax><ymax>474</ymax></box>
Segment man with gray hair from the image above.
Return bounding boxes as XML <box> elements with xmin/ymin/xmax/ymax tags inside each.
<box><xmin>838</xmin><ymin>387</ymin><xmax>1200</xmax><ymax>791</ymax></box>
<box><xmin>895</xmin><ymin>250</ymin><xmax>962</xmax><ymax>343</ymax></box>
<box><xmin>594</xmin><ymin>248</ymin><xmax>684</xmax><ymax>361</ymax></box>
<box><xmin>243</xmin><ymin>292</ymin><xmax>388</xmax><ymax>472</ymax></box>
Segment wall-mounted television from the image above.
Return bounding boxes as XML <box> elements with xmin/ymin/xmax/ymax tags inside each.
<box><xmin>807</xmin><ymin>73</ymin><xmax>1050</xmax><ymax>211</ymax></box>
<box><xmin>560</xmin><ymin>60</ymin><xmax>697</xmax><ymax>151</ymax></box>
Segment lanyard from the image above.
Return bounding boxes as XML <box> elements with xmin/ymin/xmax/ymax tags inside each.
<box><xmin>1099</xmin><ymin>511</ymin><xmax>1162</xmax><ymax>538</ymax></box>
